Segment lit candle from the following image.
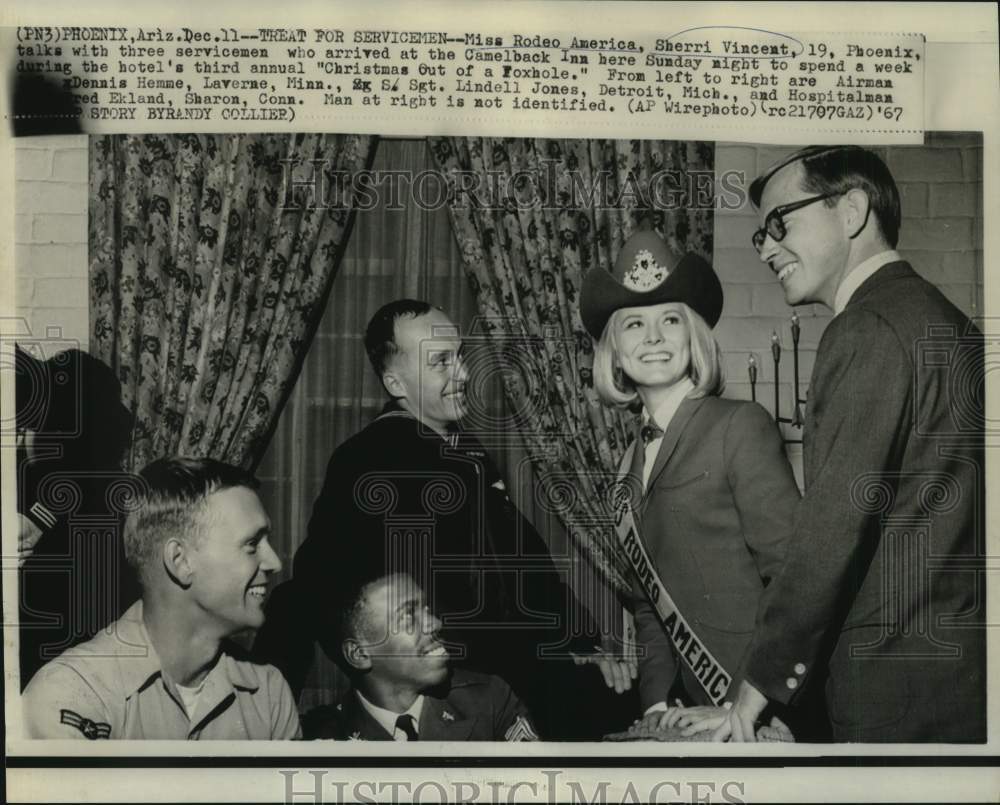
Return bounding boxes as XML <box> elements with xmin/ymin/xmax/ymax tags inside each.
<box><xmin>791</xmin><ymin>311</ymin><xmax>800</xmax><ymax>345</ymax></box>
<box><xmin>748</xmin><ymin>353</ymin><xmax>758</xmax><ymax>402</ymax></box>
<box><xmin>771</xmin><ymin>331</ymin><xmax>781</xmax><ymax>362</ymax></box>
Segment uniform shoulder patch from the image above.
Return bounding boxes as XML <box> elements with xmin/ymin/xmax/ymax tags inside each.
<box><xmin>504</xmin><ymin>715</ymin><xmax>539</xmax><ymax>742</ymax></box>
<box><xmin>60</xmin><ymin>709</ymin><xmax>111</xmax><ymax>739</ymax></box>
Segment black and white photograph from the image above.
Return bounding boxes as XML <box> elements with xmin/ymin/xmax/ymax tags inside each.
<box><xmin>3</xmin><ymin>2</ymin><xmax>997</xmax><ymax>803</ymax></box>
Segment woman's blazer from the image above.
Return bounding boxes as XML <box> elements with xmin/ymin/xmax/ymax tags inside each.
<box><xmin>621</xmin><ymin>395</ymin><xmax>801</xmax><ymax>710</ymax></box>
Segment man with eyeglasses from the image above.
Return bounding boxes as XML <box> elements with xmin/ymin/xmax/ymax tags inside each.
<box><xmin>700</xmin><ymin>145</ymin><xmax>985</xmax><ymax>742</ymax></box>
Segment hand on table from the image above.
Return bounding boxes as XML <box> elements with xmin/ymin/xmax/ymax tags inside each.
<box><xmin>710</xmin><ymin>680</ymin><xmax>769</xmax><ymax>742</ymax></box>
<box><xmin>627</xmin><ymin>703</ymin><xmax>684</xmax><ymax>734</ymax></box>
<box><xmin>672</xmin><ymin>705</ymin><xmax>733</xmax><ymax>737</ymax></box>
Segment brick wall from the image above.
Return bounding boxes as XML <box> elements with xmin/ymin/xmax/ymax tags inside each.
<box><xmin>712</xmin><ymin>134</ymin><xmax>983</xmax><ymax>448</ymax></box>
<box><xmin>14</xmin><ymin>135</ymin><xmax>90</xmax><ymax>354</ymax></box>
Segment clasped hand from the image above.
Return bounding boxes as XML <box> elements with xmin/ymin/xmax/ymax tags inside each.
<box><xmin>628</xmin><ymin>703</ymin><xmax>731</xmax><ymax>738</ymax></box>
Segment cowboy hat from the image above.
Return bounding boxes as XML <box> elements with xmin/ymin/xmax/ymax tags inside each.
<box><xmin>580</xmin><ymin>228</ymin><xmax>722</xmax><ymax>338</ymax></box>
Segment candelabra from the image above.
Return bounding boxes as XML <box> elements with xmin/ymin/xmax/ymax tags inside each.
<box><xmin>748</xmin><ymin>312</ymin><xmax>806</xmax><ymax>444</ymax></box>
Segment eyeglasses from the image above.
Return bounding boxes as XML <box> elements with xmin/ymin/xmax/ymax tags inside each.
<box><xmin>752</xmin><ymin>192</ymin><xmax>840</xmax><ymax>253</ymax></box>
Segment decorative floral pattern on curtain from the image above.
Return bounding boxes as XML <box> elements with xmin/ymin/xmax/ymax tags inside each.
<box><xmin>89</xmin><ymin>133</ymin><xmax>378</xmax><ymax>471</ymax></box>
<box><xmin>428</xmin><ymin>138</ymin><xmax>714</xmax><ymax>591</ymax></box>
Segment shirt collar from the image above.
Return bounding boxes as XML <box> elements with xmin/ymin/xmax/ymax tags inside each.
<box><xmin>115</xmin><ymin>600</ymin><xmax>259</xmax><ymax>699</ymax></box>
<box><xmin>356</xmin><ymin>689</ymin><xmax>425</xmax><ymax>737</ymax></box>
<box><xmin>113</xmin><ymin>601</ymin><xmax>167</xmax><ymax>696</ymax></box>
<box><xmin>644</xmin><ymin>376</ymin><xmax>696</xmax><ymax>432</ymax></box>
<box><xmin>833</xmin><ymin>250</ymin><xmax>901</xmax><ymax>316</ymax></box>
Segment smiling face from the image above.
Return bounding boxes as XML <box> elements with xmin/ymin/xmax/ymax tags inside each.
<box><xmin>357</xmin><ymin>574</ymin><xmax>449</xmax><ymax>695</ymax></box>
<box><xmin>756</xmin><ymin>161</ymin><xmax>851</xmax><ymax>308</ymax></box>
<box><xmin>384</xmin><ymin>310</ymin><xmax>468</xmax><ymax>434</ymax></box>
<box><xmin>613</xmin><ymin>302</ymin><xmax>692</xmax><ymax>392</ymax></box>
<box><xmin>185</xmin><ymin>486</ymin><xmax>280</xmax><ymax>636</ymax></box>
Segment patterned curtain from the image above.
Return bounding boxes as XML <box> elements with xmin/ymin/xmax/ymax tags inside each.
<box><xmin>88</xmin><ymin>133</ymin><xmax>378</xmax><ymax>471</ymax></box>
<box><xmin>427</xmin><ymin>138</ymin><xmax>714</xmax><ymax>591</ymax></box>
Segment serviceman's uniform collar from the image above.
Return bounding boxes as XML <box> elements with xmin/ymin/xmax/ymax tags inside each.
<box><xmin>117</xmin><ymin>601</ymin><xmax>260</xmax><ymax>723</ymax></box>
<box><xmin>355</xmin><ymin>688</ymin><xmax>425</xmax><ymax>739</ymax></box>
<box><xmin>378</xmin><ymin>400</ymin><xmax>461</xmax><ymax>447</ymax></box>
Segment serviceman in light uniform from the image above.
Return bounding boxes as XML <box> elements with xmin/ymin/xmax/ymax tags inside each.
<box><xmin>22</xmin><ymin>456</ymin><xmax>301</xmax><ymax>740</ymax></box>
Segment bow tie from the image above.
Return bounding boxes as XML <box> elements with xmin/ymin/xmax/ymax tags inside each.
<box><xmin>640</xmin><ymin>423</ymin><xmax>664</xmax><ymax>445</ymax></box>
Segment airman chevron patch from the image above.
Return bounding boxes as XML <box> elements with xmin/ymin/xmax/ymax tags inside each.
<box><xmin>504</xmin><ymin>715</ymin><xmax>538</xmax><ymax>742</ymax></box>
<box><xmin>60</xmin><ymin>709</ymin><xmax>111</xmax><ymax>739</ymax></box>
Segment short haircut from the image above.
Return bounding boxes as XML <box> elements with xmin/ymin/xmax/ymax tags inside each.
<box><xmin>323</xmin><ymin>574</ymin><xmax>373</xmax><ymax>673</ymax></box>
<box><xmin>749</xmin><ymin>145</ymin><xmax>901</xmax><ymax>248</ymax></box>
<box><xmin>593</xmin><ymin>302</ymin><xmax>725</xmax><ymax>408</ymax></box>
<box><xmin>315</xmin><ymin>548</ymin><xmax>420</xmax><ymax>674</ymax></box>
<box><xmin>123</xmin><ymin>456</ymin><xmax>259</xmax><ymax>581</ymax></box>
<box><xmin>364</xmin><ymin>299</ymin><xmax>434</xmax><ymax>380</ymax></box>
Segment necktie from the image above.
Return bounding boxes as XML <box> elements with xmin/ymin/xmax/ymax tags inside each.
<box><xmin>395</xmin><ymin>713</ymin><xmax>419</xmax><ymax>741</ymax></box>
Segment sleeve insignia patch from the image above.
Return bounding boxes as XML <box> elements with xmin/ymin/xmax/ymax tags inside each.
<box><xmin>60</xmin><ymin>709</ymin><xmax>111</xmax><ymax>739</ymax></box>
<box><xmin>441</xmin><ymin>710</ymin><xmax>455</xmax><ymax>721</ymax></box>
<box><xmin>504</xmin><ymin>715</ymin><xmax>539</xmax><ymax>742</ymax></box>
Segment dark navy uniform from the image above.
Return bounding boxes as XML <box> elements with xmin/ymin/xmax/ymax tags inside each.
<box><xmin>16</xmin><ymin>348</ymin><xmax>139</xmax><ymax>688</ymax></box>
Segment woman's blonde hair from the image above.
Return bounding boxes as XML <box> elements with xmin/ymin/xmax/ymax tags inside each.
<box><xmin>592</xmin><ymin>302</ymin><xmax>725</xmax><ymax>408</ymax></box>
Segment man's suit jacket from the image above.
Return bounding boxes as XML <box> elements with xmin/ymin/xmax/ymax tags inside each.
<box><xmin>302</xmin><ymin>669</ymin><xmax>537</xmax><ymax>741</ymax></box>
<box><xmin>623</xmin><ymin>395</ymin><xmax>800</xmax><ymax>711</ymax></box>
<box><xmin>744</xmin><ymin>262</ymin><xmax>986</xmax><ymax>742</ymax></box>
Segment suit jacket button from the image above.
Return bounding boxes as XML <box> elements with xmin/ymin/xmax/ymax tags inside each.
<box><xmin>786</xmin><ymin>677</ymin><xmax>799</xmax><ymax>690</ymax></box>
<box><xmin>794</xmin><ymin>663</ymin><xmax>806</xmax><ymax>675</ymax></box>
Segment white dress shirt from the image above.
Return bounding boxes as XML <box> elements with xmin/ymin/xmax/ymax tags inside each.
<box><xmin>833</xmin><ymin>250</ymin><xmax>901</xmax><ymax>316</ymax></box>
<box><xmin>356</xmin><ymin>689</ymin><xmax>425</xmax><ymax>740</ymax></box>
<box><xmin>639</xmin><ymin>376</ymin><xmax>696</xmax><ymax>489</ymax></box>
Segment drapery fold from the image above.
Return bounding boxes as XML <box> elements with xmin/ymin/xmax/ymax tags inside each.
<box><xmin>89</xmin><ymin>133</ymin><xmax>378</xmax><ymax>471</ymax></box>
<box><xmin>427</xmin><ymin>137</ymin><xmax>714</xmax><ymax>591</ymax></box>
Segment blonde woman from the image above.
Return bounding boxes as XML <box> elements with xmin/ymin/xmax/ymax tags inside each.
<box><xmin>581</xmin><ymin>228</ymin><xmax>801</xmax><ymax>739</ymax></box>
